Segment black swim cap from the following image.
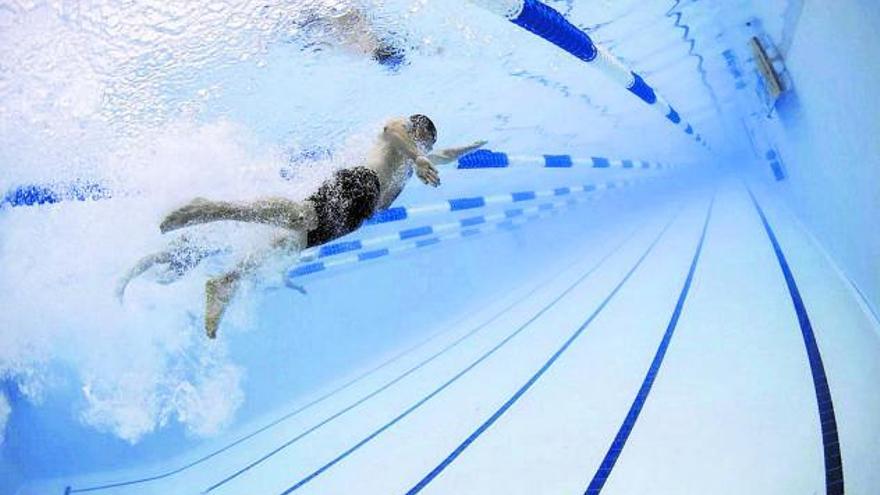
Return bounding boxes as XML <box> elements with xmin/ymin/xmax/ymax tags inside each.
<box><xmin>409</xmin><ymin>114</ymin><xmax>436</xmax><ymax>146</ymax></box>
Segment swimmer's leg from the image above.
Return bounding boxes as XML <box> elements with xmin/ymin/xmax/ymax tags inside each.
<box><xmin>205</xmin><ymin>272</ymin><xmax>240</xmax><ymax>339</ymax></box>
<box><xmin>116</xmin><ymin>252</ymin><xmax>172</xmax><ymax>302</ymax></box>
<box><xmin>204</xmin><ymin>231</ymin><xmax>306</xmax><ymax>339</ymax></box>
<box><xmin>160</xmin><ymin>197</ymin><xmax>317</xmax><ymax>234</ymax></box>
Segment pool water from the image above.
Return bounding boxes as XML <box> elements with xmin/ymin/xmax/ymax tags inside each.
<box><xmin>1</xmin><ymin>1</ymin><xmax>878</xmax><ymax>494</ymax></box>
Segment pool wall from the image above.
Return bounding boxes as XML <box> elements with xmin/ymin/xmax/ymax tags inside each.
<box><xmin>752</xmin><ymin>0</ymin><xmax>880</xmax><ymax>320</ymax></box>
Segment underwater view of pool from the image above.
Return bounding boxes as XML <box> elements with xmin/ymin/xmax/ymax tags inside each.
<box><xmin>1</xmin><ymin>1</ymin><xmax>878</xmax><ymax>494</ymax></box>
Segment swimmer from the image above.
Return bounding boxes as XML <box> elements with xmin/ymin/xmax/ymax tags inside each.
<box><xmin>158</xmin><ymin>115</ymin><xmax>486</xmax><ymax>338</ymax></box>
<box><xmin>295</xmin><ymin>7</ymin><xmax>408</xmax><ymax>70</ymax></box>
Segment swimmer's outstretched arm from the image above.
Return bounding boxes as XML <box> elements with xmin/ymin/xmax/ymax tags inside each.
<box><xmin>382</xmin><ymin>119</ymin><xmax>440</xmax><ymax>187</ymax></box>
<box><xmin>116</xmin><ymin>252</ymin><xmax>172</xmax><ymax>302</ymax></box>
<box><xmin>428</xmin><ymin>140</ymin><xmax>488</xmax><ymax>165</ymax></box>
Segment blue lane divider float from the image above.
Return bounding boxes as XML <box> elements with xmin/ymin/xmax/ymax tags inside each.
<box><xmin>456</xmin><ymin>149</ymin><xmax>677</xmax><ymax>170</ymax></box>
<box><xmin>274</xmin><ymin>212</ymin><xmax>671</xmax><ymax>495</ymax></box>
<box><xmin>298</xmin><ymin>171</ymin><xmax>676</xmax><ymax>266</ymax></box>
<box><xmin>747</xmin><ymin>187</ymin><xmax>844</xmax><ymax>495</ymax></box>
<box><xmin>293</xmin><ymin>174</ymin><xmax>663</xmax><ymax>271</ymax></box>
<box><xmin>468</xmin><ymin>0</ymin><xmax>707</xmax><ymax>147</ymax></box>
<box><xmin>289</xmin><ymin>194</ymin><xmax>589</xmax><ymax>281</ymax></box>
<box><xmin>362</xmin><ymin>173</ymin><xmax>672</xmax><ymax>228</ymax></box>
<box><xmin>4</xmin><ymin>154</ymin><xmax>681</xmax><ymax>211</ymax></box>
<box><xmin>404</xmin><ymin>203</ymin><xmax>691</xmax><ymax>494</ymax></box>
<box><xmin>1</xmin><ymin>181</ymin><xmax>110</xmax><ymax>209</ymax></box>
<box><xmin>765</xmin><ymin>149</ymin><xmax>786</xmax><ymax>181</ymax></box>
<box><xmin>584</xmin><ymin>195</ymin><xmax>715</xmax><ymax>494</ymax></box>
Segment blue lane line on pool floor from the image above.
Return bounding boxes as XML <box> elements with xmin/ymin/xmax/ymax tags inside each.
<box><xmin>205</xmin><ymin>220</ymin><xmax>648</xmax><ymax>494</ymax></box>
<box><xmin>275</xmin><ymin>211</ymin><xmax>680</xmax><ymax>495</ymax></box>
<box><xmin>747</xmin><ymin>188</ymin><xmax>844</xmax><ymax>495</ymax></box>
<box><xmin>403</xmin><ymin>203</ymin><xmax>693</xmax><ymax>495</ymax></box>
<box><xmin>583</xmin><ymin>195</ymin><xmax>714</xmax><ymax>494</ymax></box>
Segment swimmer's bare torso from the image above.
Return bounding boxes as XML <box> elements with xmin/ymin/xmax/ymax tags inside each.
<box><xmin>370</xmin><ymin>117</ymin><xmax>440</xmax><ymax>208</ymax></box>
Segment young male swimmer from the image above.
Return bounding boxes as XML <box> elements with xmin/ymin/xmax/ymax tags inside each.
<box><xmin>144</xmin><ymin>115</ymin><xmax>485</xmax><ymax>338</ymax></box>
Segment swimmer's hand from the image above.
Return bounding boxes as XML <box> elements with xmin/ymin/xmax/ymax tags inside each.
<box><xmin>415</xmin><ymin>156</ymin><xmax>440</xmax><ymax>187</ymax></box>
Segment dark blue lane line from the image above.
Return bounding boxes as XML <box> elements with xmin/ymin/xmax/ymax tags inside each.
<box><xmin>747</xmin><ymin>188</ymin><xmax>844</xmax><ymax>495</ymax></box>
<box><xmin>278</xmin><ymin>211</ymin><xmax>680</xmax><ymax>495</ymax></box>
<box><xmin>207</xmin><ymin>220</ymin><xmax>648</xmax><ymax>495</ymax></box>
<box><xmin>584</xmin><ymin>195</ymin><xmax>714</xmax><ymax>494</ymax></box>
<box><xmin>404</xmin><ymin>205</ymin><xmax>687</xmax><ymax>495</ymax></box>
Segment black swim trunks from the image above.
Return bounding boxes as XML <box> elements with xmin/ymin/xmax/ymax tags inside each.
<box><xmin>306</xmin><ymin>166</ymin><xmax>381</xmax><ymax>248</ymax></box>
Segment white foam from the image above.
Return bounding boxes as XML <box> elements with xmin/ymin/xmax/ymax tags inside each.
<box><xmin>0</xmin><ymin>114</ymin><xmax>329</xmax><ymax>442</ymax></box>
<box><xmin>0</xmin><ymin>0</ymin><xmax>362</xmax><ymax>442</ymax></box>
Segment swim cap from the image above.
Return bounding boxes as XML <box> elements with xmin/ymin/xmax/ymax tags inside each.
<box><xmin>409</xmin><ymin>114</ymin><xmax>436</xmax><ymax>146</ymax></box>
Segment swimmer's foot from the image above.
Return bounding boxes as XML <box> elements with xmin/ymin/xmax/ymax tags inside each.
<box><xmin>160</xmin><ymin>198</ymin><xmax>214</xmax><ymax>234</ymax></box>
<box><xmin>205</xmin><ymin>273</ymin><xmax>239</xmax><ymax>339</ymax></box>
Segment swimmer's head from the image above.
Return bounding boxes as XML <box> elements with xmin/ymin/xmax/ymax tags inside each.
<box><xmin>372</xmin><ymin>40</ymin><xmax>407</xmax><ymax>71</ymax></box>
<box><xmin>408</xmin><ymin>114</ymin><xmax>436</xmax><ymax>150</ymax></box>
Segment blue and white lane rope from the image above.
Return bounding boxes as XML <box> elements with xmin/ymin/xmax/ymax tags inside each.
<box><xmin>1</xmin><ymin>181</ymin><xmax>111</xmax><ymax>209</ymax></box>
<box><xmin>468</xmin><ymin>0</ymin><xmax>707</xmax><ymax>146</ymax></box>
<box><xmin>363</xmin><ymin>176</ymin><xmax>659</xmax><ymax>227</ymax></box>
<box><xmin>455</xmin><ymin>150</ymin><xmax>679</xmax><ymax>170</ymax></box>
<box><xmin>298</xmin><ymin>203</ymin><xmax>546</xmax><ymax>265</ymax></box>
<box><xmin>297</xmin><ymin>175</ymin><xmax>660</xmax><ymax>264</ymax></box>
<box><xmin>2</xmin><ymin>155</ymin><xmax>681</xmax><ymax>210</ymax></box>
<box><xmin>289</xmin><ymin>195</ymin><xmax>582</xmax><ymax>281</ymax></box>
